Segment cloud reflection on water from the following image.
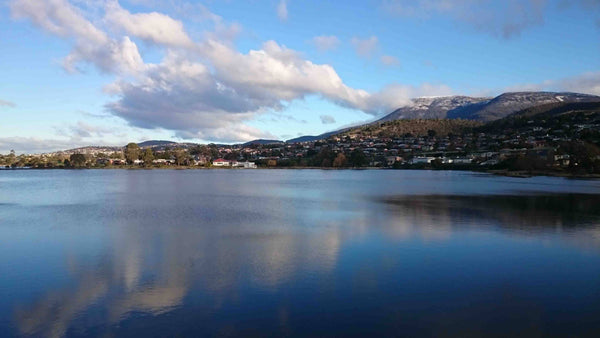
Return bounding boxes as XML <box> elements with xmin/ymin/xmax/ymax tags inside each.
<box><xmin>6</xmin><ymin>171</ymin><xmax>600</xmax><ymax>336</ymax></box>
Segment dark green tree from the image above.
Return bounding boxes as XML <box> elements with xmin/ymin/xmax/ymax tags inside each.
<box><xmin>142</xmin><ymin>148</ymin><xmax>154</xmax><ymax>166</ymax></box>
<box><xmin>124</xmin><ymin>143</ymin><xmax>140</xmax><ymax>164</ymax></box>
<box><xmin>349</xmin><ymin>148</ymin><xmax>367</xmax><ymax>167</ymax></box>
<box><xmin>69</xmin><ymin>153</ymin><xmax>86</xmax><ymax>167</ymax></box>
<box><xmin>174</xmin><ymin>148</ymin><xmax>187</xmax><ymax>165</ymax></box>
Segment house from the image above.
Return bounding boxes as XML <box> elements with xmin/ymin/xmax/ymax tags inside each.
<box><xmin>152</xmin><ymin>159</ymin><xmax>169</xmax><ymax>165</ymax></box>
<box><xmin>554</xmin><ymin>154</ymin><xmax>570</xmax><ymax>167</ymax></box>
<box><xmin>212</xmin><ymin>158</ymin><xmax>230</xmax><ymax>166</ymax></box>
<box><xmin>385</xmin><ymin>156</ymin><xmax>403</xmax><ymax>166</ymax></box>
<box><xmin>452</xmin><ymin>158</ymin><xmax>473</xmax><ymax>164</ymax></box>
<box><xmin>242</xmin><ymin>161</ymin><xmax>257</xmax><ymax>168</ymax></box>
<box><xmin>410</xmin><ymin>156</ymin><xmax>436</xmax><ymax>164</ymax></box>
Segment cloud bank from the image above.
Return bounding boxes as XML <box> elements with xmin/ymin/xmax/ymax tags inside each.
<box><xmin>10</xmin><ymin>0</ymin><xmax>454</xmax><ymax>142</ymax></box>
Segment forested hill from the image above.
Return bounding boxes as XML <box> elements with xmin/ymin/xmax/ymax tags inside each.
<box><xmin>338</xmin><ymin>119</ymin><xmax>483</xmax><ymax>139</ymax></box>
<box><xmin>476</xmin><ymin>101</ymin><xmax>600</xmax><ymax>136</ymax></box>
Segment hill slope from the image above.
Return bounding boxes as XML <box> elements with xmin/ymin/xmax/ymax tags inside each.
<box><xmin>448</xmin><ymin>92</ymin><xmax>600</xmax><ymax>121</ymax></box>
<box><xmin>379</xmin><ymin>96</ymin><xmax>490</xmax><ymax>121</ymax></box>
<box><xmin>377</xmin><ymin>92</ymin><xmax>600</xmax><ymax>123</ymax></box>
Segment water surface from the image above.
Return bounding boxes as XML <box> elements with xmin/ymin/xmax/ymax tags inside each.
<box><xmin>1</xmin><ymin>170</ymin><xmax>599</xmax><ymax>337</ymax></box>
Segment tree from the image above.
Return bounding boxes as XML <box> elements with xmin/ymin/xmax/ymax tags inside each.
<box><xmin>332</xmin><ymin>153</ymin><xmax>347</xmax><ymax>167</ymax></box>
<box><xmin>174</xmin><ymin>148</ymin><xmax>187</xmax><ymax>165</ymax></box>
<box><xmin>142</xmin><ymin>148</ymin><xmax>154</xmax><ymax>166</ymax></box>
<box><xmin>109</xmin><ymin>151</ymin><xmax>123</xmax><ymax>159</ymax></box>
<box><xmin>313</xmin><ymin>147</ymin><xmax>333</xmax><ymax>167</ymax></box>
<box><xmin>124</xmin><ymin>143</ymin><xmax>140</xmax><ymax>164</ymax></box>
<box><xmin>69</xmin><ymin>153</ymin><xmax>86</xmax><ymax>167</ymax></box>
<box><xmin>349</xmin><ymin>148</ymin><xmax>367</xmax><ymax>167</ymax></box>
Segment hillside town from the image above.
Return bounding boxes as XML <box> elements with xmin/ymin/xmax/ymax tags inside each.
<box><xmin>2</xmin><ymin>109</ymin><xmax>600</xmax><ymax>176</ymax></box>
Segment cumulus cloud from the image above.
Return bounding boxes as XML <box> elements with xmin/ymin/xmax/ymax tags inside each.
<box><xmin>277</xmin><ymin>0</ymin><xmax>288</xmax><ymax>21</ymax></box>
<box><xmin>10</xmin><ymin>0</ymin><xmax>454</xmax><ymax>143</ymax></box>
<box><xmin>312</xmin><ymin>35</ymin><xmax>340</xmax><ymax>51</ymax></box>
<box><xmin>380</xmin><ymin>55</ymin><xmax>400</xmax><ymax>67</ymax></box>
<box><xmin>10</xmin><ymin>0</ymin><xmax>145</xmax><ymax>74</ymax></box>
<box><xmin>320</xmin><ymin>115</ymin><xmax>336</xmax><ymax>124</ymax></box>
<box><xmin>364</xmin><ymin>83</ymin><xmax>454</xmax><ymax>111</ymax></box>
<box><xmin>0</xmin><ymin>99</ymin><xmax>16</xmax><ymax>108</ymax></box>
<box><xmin>104</xmin><ymin>0</ymin><xmax>194</xmax><ymax>48</ymax></box>
<box><xmin>504</xmin><ymin>71</ymin><xmax>600</xmax><ymax>96</ymax></box>
<box><xmin>381</xmin><ymin>0</ymin><xmax>548</xmax><ymax>38</ymax></box>
<box><xmin>351</xmin><ymin>36</ymin><xmax>379</xmax><ymax>58</ymax></box>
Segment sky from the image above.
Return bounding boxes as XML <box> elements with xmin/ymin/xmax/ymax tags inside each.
<box><xmin>1</xmin><ymin>0</ymin><xmax>599</xmax><ymax>153</ymax></box>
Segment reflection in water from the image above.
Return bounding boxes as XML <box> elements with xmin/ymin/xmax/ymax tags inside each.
<box><xmin>381</xmin><ymin>193</ymin><xmax>600</xmax><ymax>248</ymax></box>
<box><xmin>2</xmin><ymin>170</ymin><xmax>600</xmax><ymax>336</ymax></box>
<box><xmin>11</xmin><ymin>206</ymin><xmax>347</xmax><ymax>336</ymax></box>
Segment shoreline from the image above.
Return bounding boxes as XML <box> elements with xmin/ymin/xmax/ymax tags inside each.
<box><xmin>2</xmin><ymin>165</ymin><xmax>600</xmax><ymax>179</ymax></box>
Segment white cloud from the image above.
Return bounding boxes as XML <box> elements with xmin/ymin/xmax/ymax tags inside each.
<box><xmin>312</xmin><ymin>35</ymin><xmax>340</xmax><ymax>51</ymax></box>
<box><xmin>0</xmin><ymin>99</ymin><xmax>16</xmax><ymax>108</ymax></box>
<box><xmin>364</xmin><ymin>83</ymin><xmax>454</xmax><ymax>111</ymax></box>
<box><xmin>380</xmin><ymin>55</ymin><xmax>400</xmax><ymax>67</ymax></box>
<box><xmin>104</xmin><ymin>0</ymin><xmax>194</xmax><ymax>48</ymax></box>
<box><xmin>320</xmin><ymin>115</ymin><xmax>336</xmax><ymax>124</ymax></box>
<box><xmin>277</xmin><ymin>0</ymin><xmax>288</xmax><ymax>21</ymax></box>
<box><xmin>504</xmin><ymin>71</ymin><xmax>600</xmax><ymax>96</ymax></box>
<box><xmin>553</xmin><ymin>71</ymin><xmax>600</xmax><ymax>95</ymax></box>
<box><xmin>381</xmin><ymin>0</ymin><xmax>549</xmax><ymax>38</ymax></box>
<box><xmin>10</xmin><ymin>0</ymin><xmax>454</xmax><ymax>143</ymax></box>
<box><xmin>10</xmin><ymin>0</ymin><xmax>145</xmax><ymax>74</ymax></box>
<box><xmin>351</xmin><ymin>36</ymin><xmax>379</xmax><ymax>58</ymax></box>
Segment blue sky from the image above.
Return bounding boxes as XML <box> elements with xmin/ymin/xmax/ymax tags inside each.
<box><xmin>1</xmin><ymin>0</ymin><xmax>599</xmax><ymax>153</ymax></box>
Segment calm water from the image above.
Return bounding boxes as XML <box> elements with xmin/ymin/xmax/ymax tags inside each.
<box><xmin>1</xmin><ymin>170</ymin><xmax>600</xmax><ymax>337</ymax></box>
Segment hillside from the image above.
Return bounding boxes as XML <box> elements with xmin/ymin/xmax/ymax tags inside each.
<box><xmin>242</xmin><ymin>139</ymin><xmax>284</xmax><ymax>146</ymax></box>
<box><xmin>377</xmin><ymin>92</ymin><xmax>600</xmax><ymax>123</ymax></box>
<box><xmin>448</xmin><ymin>92</ymin><xmax>600</xmax><ymax>121</ymax></box>
<box><xmin>339</xmin><ymin>119</ymin><xmax>483</xmax><ymax>139</ymax></box>
<box><xmin>477</xmin><ymin>101</ymin><xmax>600</xmax><ymax>137</ymax></box>
<box><xmin>379</xmin><ymin>96</ymin><xmax>490</xmax><ymax>121</ymax></box>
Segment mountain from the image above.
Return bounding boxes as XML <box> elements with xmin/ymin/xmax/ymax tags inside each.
<box><xmin>378</xmin><ymin>96</ymin><xmax>491</xmax><ymax>121</ymax></box>
<box><xmin>477</xmin><ymin>101</ymin><xmax>600</xmax><ymax>133</ymax></box>
<box><xmin>378</xmin><ymin>92</ymin><xmax>600</xmax><ymax>123</ymax></box>
<box><xmin>286</xmin><ymin>130</ymin><xmax>348</xmax><ymax>143</ymax></box>
<box><xmin>137</xmin><ymin>140</ymin><xmax>179</xmax><ymax>148</ymax></box>
<box><xmin>242</xmin><ymin>139</ymin><xmax>284</xmax><ymax>146</ymax></box>
<box><xmin>448</xmin><ymin>92</ymin><xmax>600</xmax><ymax>121</ymax></box>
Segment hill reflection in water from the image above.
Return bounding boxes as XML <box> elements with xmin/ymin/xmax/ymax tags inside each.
<box><xmin>2</xmin><ymin>170</ymin><xmax>600</xmax><ymax>337</ymax></box>
<box><xmin>380</xmin><ymin>193</ymin><xmax>600</xmax><ymax>247</ymax></box>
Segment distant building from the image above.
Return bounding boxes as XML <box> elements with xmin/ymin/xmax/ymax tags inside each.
<box><xmin>241</xmin><ymin>161</ymin><xmax>257</xmax><ymax>169</ymax></box>
<box><xmin>212</xmin><ymin>158</ymin><xmax>230</xmax><ymax>166</ymax></box>
<box><xmin>410</xmin><ymin>157</ymin><xmax>436</xmax><ymax>164</ymax></box>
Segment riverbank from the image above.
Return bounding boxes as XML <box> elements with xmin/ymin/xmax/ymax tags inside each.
<box><xmin>3</xmin><ymin>165</ymin><xmax>600</xmax><ymax>179</ymax></box>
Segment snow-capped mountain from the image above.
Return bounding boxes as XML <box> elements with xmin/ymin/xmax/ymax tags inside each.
<box><xmin>378</xmin><ymin>92</ymin><xmax>600</xmax><ymax>122</ymax></box>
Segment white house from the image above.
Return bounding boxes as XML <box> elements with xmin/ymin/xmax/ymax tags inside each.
<box><xmin>212</xmin><ymin>158</ymin><xmax>230</xmax><ymax>166</ymax></box>
<box><xmin>410</xmin><ymin>156</ymin><xmax>436</xmax><ymax>164</ymax></box>
<box><xmin>242</xmin><ymin>161</ymin><xmax>257</xmax><ymax>168</ymax></box>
